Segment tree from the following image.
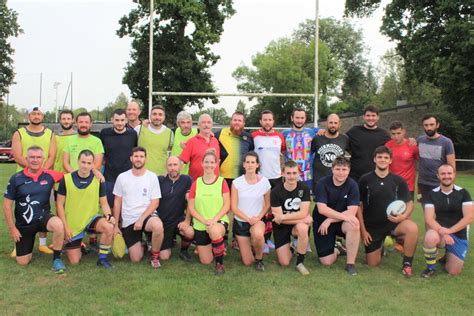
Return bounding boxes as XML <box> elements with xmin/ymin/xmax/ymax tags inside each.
<box><xmin>0</xmin><ymin>0</ymin><xmax>22</xmax><ymax>97</ymax></box>
<box><xmin>233</xmin><ymin>36</ymin><xmax>340</xmax><ymax>125</ymax></box>
<box><xmin>117</xmin><ymin>1</ymin><xmax>235</xmax><ymax>121</ymax></box>
<box><xmin>191</xmin><ymin>107</ymin><xmax>229</xmax><ymax>125</ymax></box>
<box><xmin>345</xmin><ymin>0</ymin><xmax>474</xmax><ymax>153</ymax></box>
<box><xmin>0</xmin><ymin>103</ymin><xmax>26</xmax><ymax>140</ymax></box>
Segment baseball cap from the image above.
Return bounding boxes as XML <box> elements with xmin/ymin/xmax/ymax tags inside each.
<box><xmin>28</xmin><ymin>106</ymin><xmax>43</xmax><ymax>114</ymax></box>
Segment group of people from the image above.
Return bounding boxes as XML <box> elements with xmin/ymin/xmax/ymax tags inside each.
<box><xmin>3</xmin><ymin>101</ymin><xmax>471</xmax><ymax>278</ymax></box>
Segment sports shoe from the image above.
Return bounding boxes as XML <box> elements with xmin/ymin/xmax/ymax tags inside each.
<box><xmin>394</xmin><ymin>242</ymin><xmax>404</xmax><ymax>254</ymax></box>
<box><xmin>151</xmin><ymin>257</ymin><xmax>161</xmax><ymax>269</ymax></box>
<box><xmin>97</xmin><ymin>258</ymin><xmax>113</xmax><ymax>269</ymax></box>
<box><xmin>10</xmin><ymin>248</ymin><xmax>16</xmax><ymax>258</ymax></box>
<box><xmin>421</xmin><ymin>268</ymin><xmax>436</xmax><ymax>278</ymax></box>
<box><xmin>39</xmin><ymin>245</ymin><xmax>53</xmax><ymax>255</ymax></box>
<box><xmin>52</xmin><ymin>258</ymin><xmax>67</xmax><ymax>274</ymax></box>
<box><xmin>215</xmin><ymin>263</ymin><xmax>225</xmax><ymax>275</ymax></box>
<box><xmin>296</xmin><ymin>263</ymin><xmax>310</xmax><ymax>275</ymax></box>
<box><xmin>231</xmin><ymin>239</ymin><xmax>240</xmax><ymax>251</ymax></box>
<box><xmin>401</xmin><ymin>264</ymin><xmax>413</xmax><ymax>277</ymax></box>
<box><xmin>266</xmin><ymin>239</ymin><xmax>275</xmax><ymax>249</ymax></box>
<box><xmin>335</xmin><ymin>241</ymin><xmax>347</xmax><ymax>257</ymax></box>
<box><xmin>255</xmin><ymin>260</ymin><xmax>265</xmax><ymax>272</ymax></box>
<box><xmin>263</xmin><ymin>243</ymin><xmax>270</xmax><ymax>254</ymax></box>
<box><xmin>345</xmin><ymin>264</ymin><xmax>357</xmax><ymax>276</ymax></box>
<box><xmin>179</xmin><ymin>249</ymin><xmax>192</xmax><ymax>262</ymax></box>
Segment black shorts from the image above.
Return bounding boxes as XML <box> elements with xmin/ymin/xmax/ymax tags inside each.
<box><xmin>313</xmin><ymin>221</ymin><xmax>345</xmax><ymax>257</ymax></box>
<box><xmin>161</xmin><ymin>224</ymin><xmax>187</xmax><ymax>251</ymax></box>
<box><xmin>16</xmin><ymin>213</ymin><xmax>54</xmax><ymax>257</ymax></box>
<box><xmin>64</xmin><ymin>216</ymin><xmax>101</xmax><ymax>249</ymax></box>
<box><xmin>273</xmin><ymin>223</ymin><xmax>298</xmax><ymax>249</ymax></box>
<box><xmin>407</xmin><ymin>191</ymin><xmax>414</xmax><ymax>201</ymax></box>
<box><xmin>418</xmin><ymin>183</ymin><xmax>437</xmax><ymax>204</ymax></box>
<box><xmin>364</xmin><ymin>225</ymin><xmax>397</xmax><ymax>254</ymax></box>
<box><xmin>233</xmin><ymin>219</ymin><xmax>251</xmax><ymax>237</ymax></box>
<box><xmin>121</xmin><ymin>216</ymin><xmax>154</xmax><ymax>248</ymax></box>
<box><xmin>194</xmin><ymin>221</ymin><xmax>228</xmax><ymax>246</ymax></box>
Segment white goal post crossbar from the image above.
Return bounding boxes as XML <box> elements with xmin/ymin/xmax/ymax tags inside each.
<box><xmin>147</xmin><ymin>0</ymin><xmax>320</xmax><ymax>126</ymax></box>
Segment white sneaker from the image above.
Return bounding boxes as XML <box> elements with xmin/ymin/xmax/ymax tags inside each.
<box><xmin>296</xmin><ymin>263</ymin><xmax>310</xmax><ymax>275</ymax></box>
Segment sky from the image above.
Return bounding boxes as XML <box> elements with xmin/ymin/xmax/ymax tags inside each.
<box><xmin>7</xmin><ymin>0</ymin><xmax>394</xmax><ymax>115</ymax></box>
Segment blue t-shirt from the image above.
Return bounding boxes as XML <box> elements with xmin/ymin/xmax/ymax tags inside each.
<box><xmin>57</xmin><ymin>171</ymin><xmax>106</xmax><ymax>197</ymax></box>
<box><xmin>156</xmin><ymin>174</ymin><xmax>192</xmax><ymax>227</ymax></box>
<box><xmin>4</xmin><ymin>169</ymin><xmax>61</xmax><ymax>227</ymax></box>
<box><xmin>313</xmin><ymin>175</ymin><xmax>360</xmax><ymax>223</ymax></box>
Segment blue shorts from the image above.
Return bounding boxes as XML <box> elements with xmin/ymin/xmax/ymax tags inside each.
<box><xmin>446</xmin><ymin>234</ymin><xmax>469</xmax><ymax>261</ymax></box>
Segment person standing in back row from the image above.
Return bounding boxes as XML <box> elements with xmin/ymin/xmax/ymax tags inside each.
<box><xmin>346</xmin><ymin>105</ymin><xmax>390</xmax><ymax>181</ymax></box>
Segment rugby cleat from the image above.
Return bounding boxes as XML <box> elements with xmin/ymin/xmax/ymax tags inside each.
<box><xmin>52</xmin><ymin>258</ymin><xmax>67</xmax><ymax>274</ymax></box>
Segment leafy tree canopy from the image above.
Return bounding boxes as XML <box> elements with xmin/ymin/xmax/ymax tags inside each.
<box><xmin>117</xmin><ymin>1</ymin><xmax>235</xmax><ymax>121</ymax></box>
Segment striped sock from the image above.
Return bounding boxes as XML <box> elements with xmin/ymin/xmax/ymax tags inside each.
<box><xmin>423</xmin><ymin>246</ymin><xmax>437</xmax><ymax>270</ymax></box>
<box><xmin>99</xmin><ymin>244</ymin><xmax>111</xmax><ymax>260</ymax></box>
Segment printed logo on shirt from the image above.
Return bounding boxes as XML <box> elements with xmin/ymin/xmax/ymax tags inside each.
<box><xmin>40</xmin><ymin>180</ymin><xmax>48</xmax><ymax>185</ymax></box>
<box><xmin>284</xmin><ymin>197</ymin><xmax>302</xmax><ymax>212</ymax></box>
<box><xmin>142</xmin><ymin>188</ymin><xmax>148</xmax><ymax>196</ymax></box>
<box><xmin>317</xmin><ymin>144</ymin><xmax>344</xmax><ymax>167</ymax></box>
<box><xmin>298</xmin><ymin>190</ymin><xmax>304</xmax><ymax>198</ymax></box>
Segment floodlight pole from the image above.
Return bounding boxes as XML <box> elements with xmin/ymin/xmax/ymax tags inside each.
<box><xmin>148</xmin><ymin>0</ymin><xmax>154</xmax><ymax>119</ymax></box>
<box><xmin>313</xmin><ymin>0</ymin><xmax>319</xmax><ymax>127</ymax></box>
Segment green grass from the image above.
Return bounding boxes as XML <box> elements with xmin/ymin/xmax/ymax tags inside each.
<box><xmin>0</xmin><ymin>163</ymin><xmax>473</xmax><ymax>315</ymax></box>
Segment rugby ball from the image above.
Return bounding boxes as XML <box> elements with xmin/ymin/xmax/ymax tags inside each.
<box><xmin>386</xmin><ymin>200</ymin><xmax>407</xmax><ymax>217</ymax></box>
<box><xmin>111</xmin><ymin>234</ymin><xmax>126</xmax><ymax>259</ymax></box>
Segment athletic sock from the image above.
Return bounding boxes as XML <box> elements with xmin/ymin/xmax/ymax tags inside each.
<box><xmin>89</xmin><ymin>236</ymin><xmax>97</xmax><ymax>245</ymax></box>
<box><xmin>39</xmin><ymin>237</ymin><xmax>47</xmax><ymax>247</ymax></box>
<box><xmin>402</xmin><ymin>255</ymin><xmax>413</xmax><ymax>266</ymax></box>
<box><xmin>98</xmin><ymin>244</ymin><xmax>111</xmax><ymax>260</ymax></box>
<box><xmin>211</xmin><ymin>237</ymin><xmax>225</xmax><ymax>265</ymax></box>
<box><xmin>151</xmin><ymin>250</ymin><xmax>160</xmax><ymax>260</ymax></box>
<box><xmin>181</xmin><ymin>237</ymin><xmax>192</xmax><ymax>250</ymax></box>
<box><xmin>53</xmin><ymin>250</ymin><xmax>61</xmax><ymax>261</ymax></box>
<box><xmin>296</xmin><ymin>252</ymin><xmax>306</xmax><ymax>266</ymax></box>
<box><xmin>423</xmin><ymin>246</ymin><xmax>437</xmax><ymax>270</ymax></box>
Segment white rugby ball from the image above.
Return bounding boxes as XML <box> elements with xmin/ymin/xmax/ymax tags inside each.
<box><xmin>386</xmin><ymin>200</ymin><xmax>407</xmax><ymax>217</ymax></box>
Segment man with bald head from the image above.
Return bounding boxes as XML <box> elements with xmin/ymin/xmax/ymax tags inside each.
<box><xmin>179</xmin><ymin>114</ymin><xmax>220</xmax><ymax>181</ymax></box>
<box><xmin>126</xmin><ymin>100</ymin><xmax>142</xmax><ymax>131</ymax></box>
<box><xmin>155</xmin><ymin>156</ymin><xmax>195</xmax><ymax>261</ymax></box>
<box><xmin>311</xmin><ymin>113</ymin><xmax>349</xmax><ymax>190</ymax></box>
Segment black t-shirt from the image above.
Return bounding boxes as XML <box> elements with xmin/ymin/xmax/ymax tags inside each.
<box><xmin>271</xmin><ymin>181</ymin><xmax>311</xmax><ymax>214</ymax></box>
<box><xmin>358</xmin><ymin>171</ymin><xmax>409</xmax><ymax>232</ymax></box>
<box><xmin>100</xmin><ymin>127</ymin><xmax>137</xmax><ymax>183</ymax></box>
<box><xmin>313</xmin><ymin>175</ymin><xmax>360</xmax><ymax>223</ymax></box>
<box><xmin>425</xmin><ymin>186</ymin><xmax>472</xmax><ymax>239</ymax></box>
<box><xmin>156</xmin><ymin>175</ymin><xmax>192</xmax><ymax>227</ymax></box>
<box><xmin>311</xmin><ymin>134</ymin><xmax>349</xmax><ymax>183</ymax></box>
<box><xmin>57</xmin><ymin>171</ymin><xmax>106</xmax><ymax>197</ymax></box>
<box><xmin>346</xmin><ymin>125</ymin><xmax>390</xmax><ymax>180</ymax></box>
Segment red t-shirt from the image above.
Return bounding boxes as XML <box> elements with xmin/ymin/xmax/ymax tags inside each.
<box><xmin>179</xmin><ymin>134</ymin><xmax>220</xmax><ymax>181</ymax></box>
<box><xmin>385</xmin><ymin>139</ymin><xmax>419</xmax><ymax>191</ymax></box>
<box><xmin>188</xmin><ymin>177</ymin><xmax>230</xmax><ymax>199</ymax></box>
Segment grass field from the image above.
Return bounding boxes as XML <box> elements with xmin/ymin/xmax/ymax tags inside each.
<box><xmin>0</xmin><ymin>163</ymin><xmax>473</xmax><ymax>315</ymax></box>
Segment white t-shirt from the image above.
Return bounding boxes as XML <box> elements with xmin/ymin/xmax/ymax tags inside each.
<box><xmin>113</xmin><ymin>169</ymin><xmax>162</xmax><ymax>228</ymax></box>
<box><xmin>233</xmin><ymin>175</ymin><xmax>271</xmax><ymax>222</ymax></box>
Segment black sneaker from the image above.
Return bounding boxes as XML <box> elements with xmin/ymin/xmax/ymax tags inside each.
<box><xmin>345</xmin><ymin>264</ymin><xmax>357</xmax><ymax>276</ymax></box>
<box><xmin>179</xmin><ymin>249</ymin><xmax>192</xmax><ymax>262</ymax></box>
<box><xmin>215</xmin><ymin>263</ymin><xmax>225</xmax><ymax>275</ymax></box>
<box><xmin>335</xmin><ymin>241</ymin><xmax>347</xmax><ymax>257</ymax></box>
<box><xmin>255</xmin><ymin>260</ymin><xmax>265</xmax><ymax>272</ymax></box>
<box><xmin>421</xmin><ymin>268</ymin><xmax>436</xmax><ymax>278</ymax></box>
